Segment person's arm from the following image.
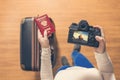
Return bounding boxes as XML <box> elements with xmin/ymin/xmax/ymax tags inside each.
<box><xmin>38</xmin><ymin>30</ymin><xmax>53</xmax><ymax>80</ymax></box>
<box><xmin>94</xmin><ymin>26</ymin><xmax>116</xmax><ymax>80</ymax></box>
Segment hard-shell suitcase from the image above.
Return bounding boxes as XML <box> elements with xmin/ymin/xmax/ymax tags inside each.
<box><xmin>20</xmin><ymin>17</ymin><xmax>57</xmax><ymax>71</ymax></box>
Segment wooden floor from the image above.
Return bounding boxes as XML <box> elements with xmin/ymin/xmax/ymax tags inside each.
<box><xmin>0</xmin><ymin>0</ymin><xmax>120</xmax><ymax>80</ymax></box>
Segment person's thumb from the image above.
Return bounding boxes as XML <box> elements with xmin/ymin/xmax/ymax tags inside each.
<box><xmin>95</xmin><ymin>36</ymin><xmax>103</xmax><ymax>42</ymax></box>
<box><xmin>95</xmin><ymin>36</ymin><xmax>106</xmax><ymax>53</ymax></box>
<box><xmin>44</xmin><ymin>30</ymin><xmax>48</xmax><ymax>39</ymax></box>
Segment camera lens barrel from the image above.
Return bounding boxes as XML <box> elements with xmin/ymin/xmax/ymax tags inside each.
<box><xmin>78</xmin><ymin>20</ymin><xmax>89</xmax><ymax>31</ymax></box>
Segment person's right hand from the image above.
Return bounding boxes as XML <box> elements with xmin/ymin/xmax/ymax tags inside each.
<box><xmin>94</xmin><ymin>26</ymin><xmax>106</xmax><ymax>54</ymax></box>
<box><xmin>38</xmin><ymin>30</ymin><xmax>50</xmax><ymax>48</ymax></box>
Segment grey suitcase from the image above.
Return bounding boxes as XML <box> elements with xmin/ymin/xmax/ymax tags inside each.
<box><xmin>20</xmin><ymin>17</ymin><xmax>57</xmax><ymax>71</ymax></box>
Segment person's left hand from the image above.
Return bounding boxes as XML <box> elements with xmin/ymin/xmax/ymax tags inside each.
<box><xmin>38</xmin><ymin>30</ymin><xmax>49</xmax><ymax>48</ymax></box>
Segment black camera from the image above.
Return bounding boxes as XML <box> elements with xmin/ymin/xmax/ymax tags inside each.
<box><xmin>67</xmin><ymin>20</ymin><xmax>101</xmax><ymax>47</ymax></box>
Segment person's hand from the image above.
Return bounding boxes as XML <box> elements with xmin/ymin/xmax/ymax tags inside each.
<box><xmin>38</xmin><ymin>30</ymin><xmax>49</xmax><ymax>48</ymax></box>
<box><xmin>94</xmin><ymin>26</ymin><xmax>106</xmax><ymax>54</ymax></box>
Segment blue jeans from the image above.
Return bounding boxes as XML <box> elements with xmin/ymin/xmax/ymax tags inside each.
<box><xmin>57</xmin><ymin>50</ymin><xmax>94</xmax><ymax>72</ymax></box>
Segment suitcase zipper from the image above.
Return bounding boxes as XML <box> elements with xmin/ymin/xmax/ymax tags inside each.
<box><xmin>31</xmin><ymin>17</ymin><xmax>35</xmax><ymax>71</ymax></box>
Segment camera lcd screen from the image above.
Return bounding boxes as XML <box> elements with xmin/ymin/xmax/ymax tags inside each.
<box><xmin>73</xmin><ymin>31</ymin><xmax>88</xmax><ymax>43</ymax></box>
